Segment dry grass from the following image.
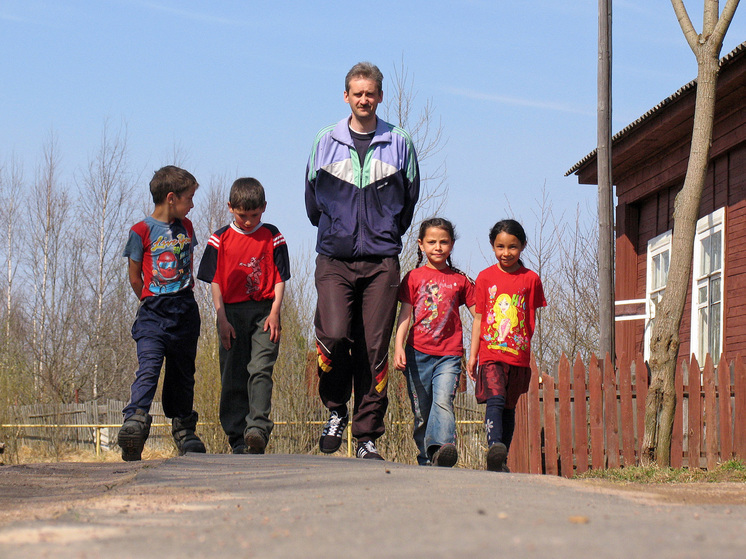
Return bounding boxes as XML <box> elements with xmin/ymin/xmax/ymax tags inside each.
<box><xmin>575</xmin><ymin>459</ymin><xmax>746</xmax><ymax>484</ymax></box>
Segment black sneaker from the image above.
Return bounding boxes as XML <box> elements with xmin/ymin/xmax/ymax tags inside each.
<box><xmin>486</xmin><ymin>442</ymin><xmax>508</xmax><ymax>472</ymax></box>
<box><xmin>244</xmin><ymin>429</ymin><xmax>267</xmax><ymax>454</ymax></box>
<box><xmin>356</xmin><ymin>440</ymin><xmax>384</xmax><ymax>460</ymax></box>
<box><xmin>319</xmin><ymin>410</ymin><xmax>348</xmax><ymax>454</ymax></box>
<box><xmin>232</xmin><ymin>443</ymin><xmax>249</xmax><ymax>454</ymax></box>
<box><xmin>118</xmin><ymin>409</ymin><xmax>152</xmax><ymax>462</ymax></box>
<box><xmin>431</xmin><ymin>443</ymin><xmax>458</xmax><ymax>467</ymax></box>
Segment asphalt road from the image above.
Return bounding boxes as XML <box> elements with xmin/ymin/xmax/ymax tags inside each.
<box><xmin>1</xmin><ymin>454</ymin><xmax>745</xmax><ymax>558</ymax></box>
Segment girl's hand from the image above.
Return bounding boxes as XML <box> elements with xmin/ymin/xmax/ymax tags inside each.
<box><xmin>466</xmin><ymin>355</ymin><xmax>478</xmax><ymax>382</ymax></box>
<box><xmin>394</xmin><ymin>347</ymin><xmax>407</xmax><ymax>371</ymax></box>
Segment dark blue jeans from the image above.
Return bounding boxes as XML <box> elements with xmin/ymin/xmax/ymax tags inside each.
<box><xmin>123</xmin><ymin>292</ymin><xmax>200</xmax><ymax>420</ymax></box>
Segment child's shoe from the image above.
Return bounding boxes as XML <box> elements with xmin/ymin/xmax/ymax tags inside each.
<box><xmin>117</xmin><ymin>409</ymin><xmax>152</xmax><ymax>462</ymax></box>
<box><xmin>244</xmin><ymin>428</ymin><xmax>267</xmax><ymax>454</ymax></box>
<box><xmin>486</xmin><ymin>442</ymin><xmax>508</xmax><ymax>472</ymax></box>
<box><xmin>356</xmin><ymin>439</ymin><xmax>384</xmax><ymax>460</ymax></box>
<box><xmin>431</xmin><ymin>443</ymin><xmax>458</xmax><ymax>467</ymax></box>
<box><xmin>172</xmin><ymin>411</ymin><xmax>207</xmax><ymax>455</ymax></box>
<box><xmin>319</xmin><ymin>410</ymin><xmax>349</xmax><ymax>454</ymax></box>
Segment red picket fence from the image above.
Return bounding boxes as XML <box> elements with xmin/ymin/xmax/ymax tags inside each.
<box><xmin>506</xmin><ymin>352</ymin><xmax>746</xmax><ymax>477</ymax></box>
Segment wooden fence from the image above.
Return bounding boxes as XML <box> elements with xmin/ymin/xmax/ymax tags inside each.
<box><xmin>507</xmin><ymin>352</ymin><xmax>746</xmax><ymax>476</ymax></box>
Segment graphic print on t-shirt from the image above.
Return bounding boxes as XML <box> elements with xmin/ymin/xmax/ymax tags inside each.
<box><xmin>149</xmin><ymin>232</ymin><xmax>192</xmax><ymax>294</ymax></box>
<box><xmin>240</xmin><ymin>255</ymin><xmax>265</xmax><ymax>295</ymax></box>
<box><xmin>483</xmin><ymin>285</ymin><xmax>531</xmax><ymax>357</ymax></box>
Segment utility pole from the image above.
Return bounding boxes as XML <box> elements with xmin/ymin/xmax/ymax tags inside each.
<box><xmin>598</xmin><ymin>0</ymin><xmax>615</xmax><ymax>361</ymax></box>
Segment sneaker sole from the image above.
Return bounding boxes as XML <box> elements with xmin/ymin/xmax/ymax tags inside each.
<box><xmin>319</xmin><ymin>435</ymin><xmax>343</xmax><ymax>454</ymax></box>
<box><xmin>432</xmin><ymin>444</ymin><xmax>458</xmax><ymax>467</ymax></box>
<box><xmin>118</xmin><ymin>430</ymin><xmax>145</xmax><ymax>462</ymax></box>
<box><xmin>486</xmin><ymin>443</ymin><xmax>508</xmax><ymax>472</ymax></box>
<box><xmin>244</xmin><ymin>431</ymin><xmax>267</xmax><ymax>454</ymax></box>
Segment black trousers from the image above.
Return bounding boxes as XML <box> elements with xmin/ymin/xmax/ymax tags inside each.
<box><xmin>314</xmin><ymin>255</ymin><xmax>400</xmax><ymax>441</ymax></box>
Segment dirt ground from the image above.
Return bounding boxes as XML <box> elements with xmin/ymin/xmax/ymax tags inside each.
<box><xmin>1</xmin><ymin>459</ymin><xmax>745</xmax><ymax>528</ymax></box>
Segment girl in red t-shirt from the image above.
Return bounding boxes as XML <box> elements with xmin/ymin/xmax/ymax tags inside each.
<box><xmin>467</xmin><ymin>219</ymin><xmax>546</xmax><ymax>472</ymax></box>
<box><xmin>394</xmin><ymin>218</ymin><xmax>476</xmax><ymax>467</ymax></box>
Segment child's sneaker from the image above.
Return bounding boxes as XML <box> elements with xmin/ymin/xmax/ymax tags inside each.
<box><xmin>319</xmin><ymin>410</ymin><xmax>348</xmax><ymax>454</ymax></box>
<box><xmin>232</xmin><ymin>443</ymin><xmax>249</xmax><ymax>454</ymax></box>
<box><xmin>486</xmin><ymin>442</ymin><xmax>508</xmax><ymax>472</ymax></box>
<box><xmin>117</xmin><ymin>409</ymin><xmax>152</xmax><ymax>462</ymax></box>
<box><xmin>431</xmin><ymin>443</ymin><xmax>458</xmax><ymax>467</ymax></box>
<box><xmin>356</xmin><ymin>440</ymin><xmax>384</xmax><ymax>460</ymax></box>
<box><xmin>244</xmin><ymin>429</ymin><xmax>267</xmax><ymax>454</ymax></box>
<box><xmin>172</xmin><ymin>411</ymin><xmax>207</xmax><ymax>455</ymax></box>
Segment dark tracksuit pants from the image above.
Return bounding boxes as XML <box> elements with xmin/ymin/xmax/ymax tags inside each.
<box><xmin>218</xmin><ymin>299</ymin><xmax>278</xmax><ymax>449</ymax></box>
<box><xmin>314</xmin><ymin>254</ymin><xmax>400</xmax><ymax>441</ymax></box>
<box><xmin>123</xmin><ymin>291</ymin><xmax>201</xmax><ymax>420</ymax></box>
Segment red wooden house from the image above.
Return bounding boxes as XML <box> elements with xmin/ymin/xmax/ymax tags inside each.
<box><xmin>567</xmin><ymin>41</ymin><xmax>746</xmax><ymax>364</ymax></box>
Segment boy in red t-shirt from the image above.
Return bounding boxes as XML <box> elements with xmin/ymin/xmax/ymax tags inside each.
<box><xmin>197</xmin><ymin>178</ymin><xmax>290</xmax><ymax>454</ymax></box>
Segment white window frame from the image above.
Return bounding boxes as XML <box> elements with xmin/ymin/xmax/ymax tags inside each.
<box><xmin>690</xmin><ymin>207</ymin><xmax>725</xmax><ymax>365</ymax></box>
<box><xmin>644</xmin><ymin>230</ymin><xmax>672</xmax><ymax>362</ymax></box>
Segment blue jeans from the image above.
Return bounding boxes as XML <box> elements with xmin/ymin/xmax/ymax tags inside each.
<box><xmin>403</xmin><ymin>346</ymin><xmax>460</xmax><ymax>465</ymax></box>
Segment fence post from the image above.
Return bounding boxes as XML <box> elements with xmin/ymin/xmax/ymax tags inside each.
<box><xmin>96</xmin><ymin>426</ymin><xmax>101</xmax><ymax>457</ymax></box>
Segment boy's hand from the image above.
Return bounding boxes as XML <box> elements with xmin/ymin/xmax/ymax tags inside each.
<box><xmin>466</xmin><ymin>356</ymin><xmax>478</xmax><ymax>382</ymax></box>
<box><xmin>394</xmin><ymin>347</ymin><xmax>406</xmax><ymax>371</ymax></box>
<box><xmin>264</xmin><ymin>313</ymin><xmax>281</xmax><ymax>344</ymax></box>
<box><xmin>218</xmin><ymin>316</ymin><xmax>236</xmax><ymax>350</ymax></box>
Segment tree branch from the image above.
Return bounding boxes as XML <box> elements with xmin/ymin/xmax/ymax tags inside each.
<box><xmin>671</xmin><ymin>0</ymin><xmax>699</xmax><ymax>51</ymax></box>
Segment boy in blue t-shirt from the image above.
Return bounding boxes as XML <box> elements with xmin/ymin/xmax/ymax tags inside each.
<box><xmin>197</xmin><ymin>178</ymin><xmax>290</xmax><ymax>454</ymax></box>
<box><xmin>118</xmin><ymin>165</ymin><xmax>206</xmax><ymax>461</ymax></box>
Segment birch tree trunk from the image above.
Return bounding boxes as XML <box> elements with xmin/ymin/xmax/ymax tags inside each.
<box><xmin>642</xmin><ymin>0</ymin><xmax>740</xmax><ymax>466</ymax></box>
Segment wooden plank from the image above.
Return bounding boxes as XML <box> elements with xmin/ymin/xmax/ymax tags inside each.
<box><xmin>589</xmin><ymin>355</ymin><xmax>605</xmax><ymax>469</ymax></box>
<box><xmin>635</xmin><ymin>354</ymin><xmax>649</xmax><ymax>459</ymax></box>
<box><xmin>557</xmin><ymin>354</ymin><xmax>574</xmax><ymax>477</ymax></box>
<box><xmin>671</xmin><ymin>358</ymin><xmax>685</xmax><ymax>468</ymax></box>
<box><xmin>510</xmin><ymin>397</ymin><xmax>529</xmax><ymax>473</ymax></box>
<box><xmin>717</xmin><ymin>353</ymin><xmax>733</xmax><ymax>461</ymax></box>
<box><xmin>573</xmin><ymin>353</ymin><xmax>589</xmax><ymax>474</ymax></box>
<box><xmin>527</xmin><ymin>355</ymin><xmax>543</xmax><ymax>474</ymax></box>
<box><xmin>702</xmin><ymin>354</ymin><xmax>719</xmax><ymax>470</ymax></box>
<box><xmin>688</xmin><ymin>355</ymin><xmax>702</xmax><ymax>469</ymax></box>
<box><xmin>733</xmin><ymin>355</ymin><xmax>746</xmax><ymax>459</ymax></box>
<box><xmin>618</xmin><ymin>353</ymin><xmax>636</xmax><ymax>466</ymax></box>
<box><xmin>604</xmin><ymin>354</ymin><xmax>620</xmax><ymax>468</ymax></box>
<box><xmin>543</xmin><ymin>374</ymin><xmax>558</xmax><ymax>476</ymax></box>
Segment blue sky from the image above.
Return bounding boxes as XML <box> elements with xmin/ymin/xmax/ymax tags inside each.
<box><xmin>2</xmin><ymin>1</ymin><xmax>745</xmax><ymax>275</ymax></box>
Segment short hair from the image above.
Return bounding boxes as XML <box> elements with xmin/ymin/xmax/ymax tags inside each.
<box><xmin>489</xmin><ymin>219</ymin><xmax>528</xmax><ymax>247</ymax></box>
<box><xmin>345</xmin><ymin>61</ymin><xmax>384</xmax><ymax>93</ymax></box>
<box><xmin>229</xmin><ymin>178</ymin><xmax>266</xmax><ymax>211</ymax></box>
<box><xmin>150</xmin><ymin>166</ymin><xmax>198</xmax><ymax>204</ymax></box>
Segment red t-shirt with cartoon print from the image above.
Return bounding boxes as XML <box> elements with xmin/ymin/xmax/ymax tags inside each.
<box><xmin>398</xmin><ymin>266</ymin><xmax>475</xmax><ymax>357</ymax></box>
<box><xmin>474</xmin><ymin>264</ymin><xmax>546</xmax><ymax>367</ymax></box>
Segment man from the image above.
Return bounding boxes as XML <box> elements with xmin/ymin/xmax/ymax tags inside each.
<box><xmin>305</xmin><ymin>61</ymin><xmax>420</xmax><ymax>460</ymax></box>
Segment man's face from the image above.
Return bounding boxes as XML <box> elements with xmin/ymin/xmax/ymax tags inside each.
<box><xmin>344</xmin><ymin>77</ymin><xmax>383</xmax><ymax>124</ymax></box>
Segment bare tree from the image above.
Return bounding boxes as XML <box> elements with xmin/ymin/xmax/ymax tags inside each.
<box><xmin>383</xmin><ymin>59</ymin><xmax>449</xmax><ymax>271</ymax></box>
<box><xmin>76</xmin><ymin>122</ymin><xmax>137</xmax><ymax>400</ymax></box>
<box><xmin>643</xmin><ymin>0</ymin><xmax>740</xmax><ymax>466</ymax></box>
<box><xmin>27</xmin><ymin>134</ymin><xmax>75</xmax><ymax>401</ymax></box>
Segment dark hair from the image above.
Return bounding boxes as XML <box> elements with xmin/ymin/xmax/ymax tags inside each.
<box><xmin>416</xmin><ymin>217</ymin><xmax>457</xmax><ymax>269</ymax></box>
<box><xmin>149</xmin><ymin>165</ymin><xmax>198</xmax><ymax>204</ymax></box>
<box><xmin>489</xmin><ymin>219</ymin><xmax>527</xmax><ymax>247</ymax></box>
<box><xmin>345</xmin><ymin>61</ymin><xmax>384</xmax><ymax>93</ymax></box>
<box><xmin>229</xmin><ymin>178</ymin><xmax>266</xmax><ymax>210</ymax></box>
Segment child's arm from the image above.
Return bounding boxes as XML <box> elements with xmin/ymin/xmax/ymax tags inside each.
<box><xmin>393</xmin><ymin>302</ymin><xmax>413</xmax><ymax>370</ymax></box>
<box><xmin>128</xmin><ymin>258</ymin><xmax>144</xmax><ymax>299</ymax></box>
<box><xmin>211</xmin><ymin>282</ymin><xmax>236</xmax><ymax>350</ymax></box>
<box><xmin>466</xmin><ymin>312</ymin><xmax>482</xmax><ymax>382</ymax></box>
<box><xmin>263</xmin><ymin>281</ymin><xmax>285</xmax><ymax>344</ymax></box>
